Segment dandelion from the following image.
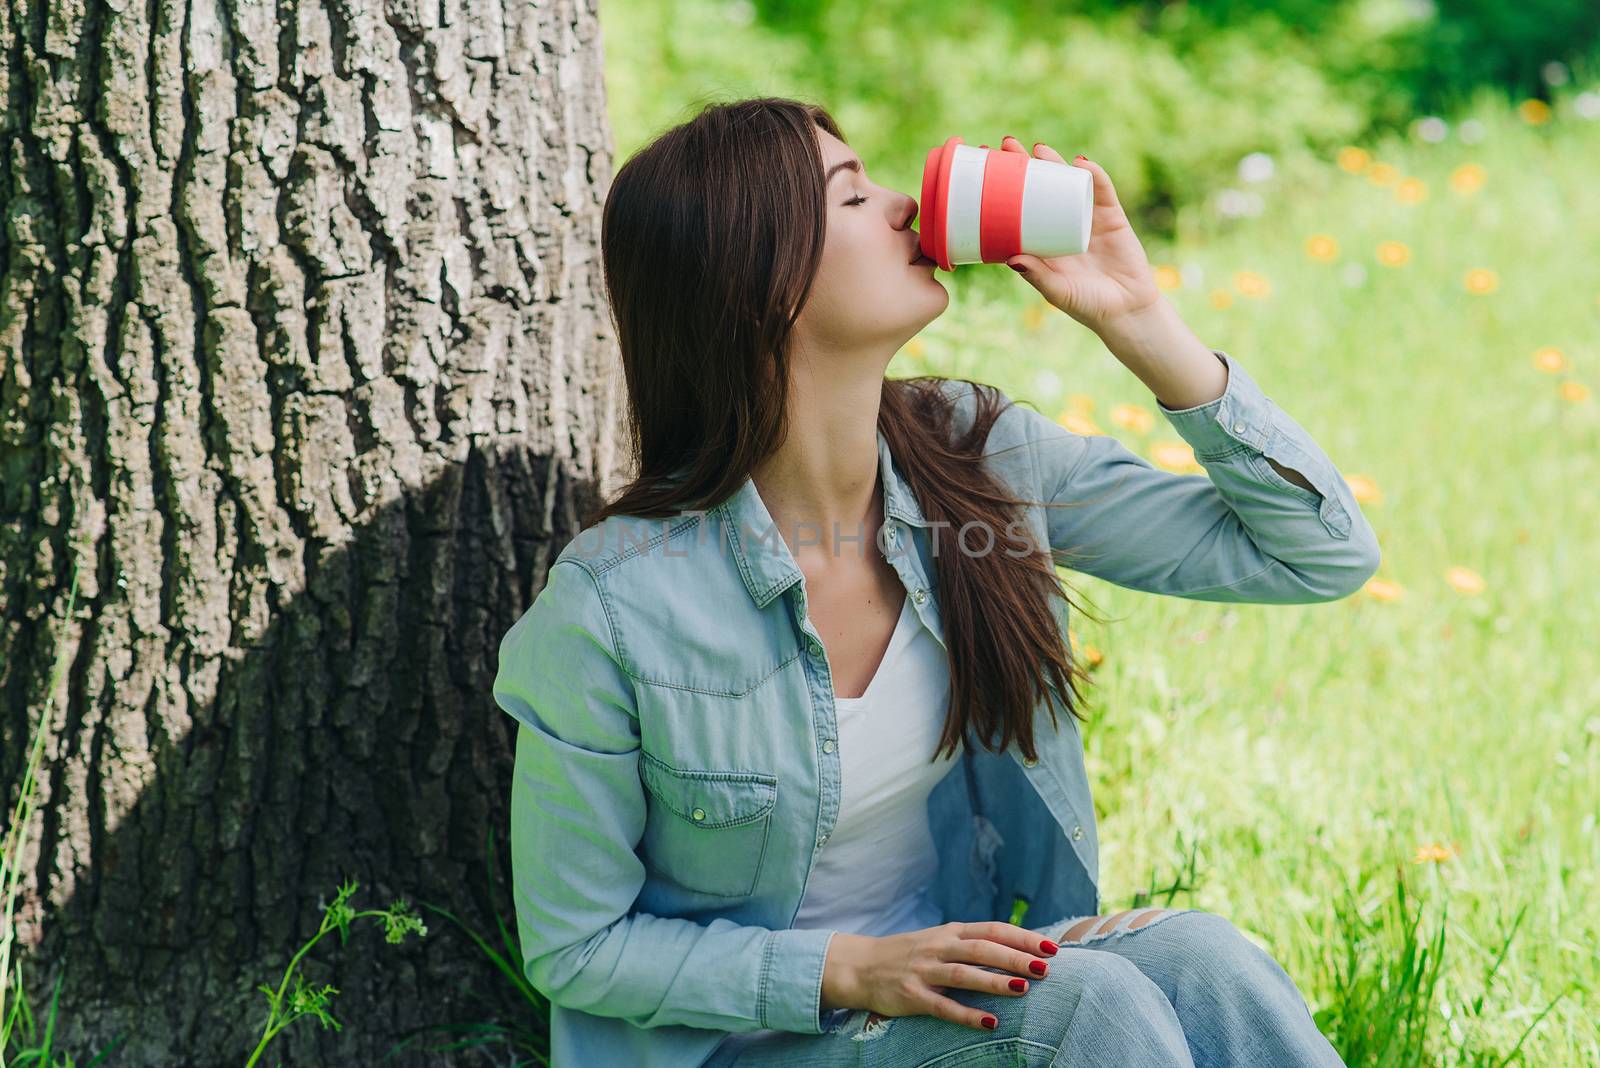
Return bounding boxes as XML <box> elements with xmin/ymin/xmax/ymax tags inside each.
<box><xmin>1154</xmin><ymin>264</ymin><xmax>1184</xmax><ymax>290</ymax></box>
<box><xmin>1304</xmin><ymin>234</ymin><xmax>1339</xmax><ymax>262</ymax></box>
<box><xmin>904</xmin><ymin>337</ymin><xmax>926</xmax><ymax>360</ymax></box>
<box><xmin>1337</xmin><ymin>146</ymin><xmax>1370</xmax><ymax>173</ymax></box>
<box><xmin>1449</xmin><ymin>163</ymin><xmax>1486</xmax><ymax>195</ymax></box>
<box><xmin>1518</xmin><ymin>98</ymin><xmax>1552</xmax><ymax>125</ymax></box>
<box><xmin>1238</xmin><ymin>152</ymin><xmax>1275</xmax><ymax>183</ymax></box>
<box><xmin>1559</xmin><ymin>380</ymin><xmax>1590</xmax><ymax>403</ymax></box>
<box><xmin>1025</xmin><ymin>302</ymin><xmax>1047</xmax><ymax>332</ymax></box>
<box><xmin>1233</xmin><ymin>270</ymin><xmax>1271</xmax><ymax>298</ymax></box>
<box><xmin>1414</xmin><ymin>116</ymin><xmax>1448</xmax><ymax>143</ymax></box>
<box><xmin>1463</xmin><ymin>268</ymin><xmax>1498</xmax><ymax>295</ymax></box>
<box><xmin>1363</xmin><ymin>577</ymin><xmax>1405</xmax><ymax>602</ymax></box>
<box><xmin>1412</xmin><ymin>842</ymin><xmax>1455</xmax><ymax>864</ymax></box>
<box><xmin>1395</xmin><ymin>177</ymin><xmax>1428</xmax><ymax>204</ymax></box>
<box><xmin>1209</xmin><ymin>290</ymin><xmax>1235</xmax><ymax>310</ymax></box>
<box><xmin>1058</xmin><ymin>411</ymin><xmax>1102</xmax><ymax>436</ymax></box>
<box><xmin>1110</xmin><ymin>403</ymin><xmax>1155</xmax><ymax>433</ymax></box>
<box><xmin>1532</xmin><ymin>347</ymin><xmax>1565</xmax><ymax>372</ymax></box>
<box><xmin>1344</xmin><ymin>473</ymin><xmax>1382</xmax><ymax>503</ymax></box>
<box><xmin>1149</xmin><ymin>441</ymin><xmax>1201</xmax><ymax>472</ymax></box>
<box><xmin>1064</xmin><ymin>393</ymin><xmax>1095</xmax><ymax>414</ymax></box>
<box><xmin>1367</xmin><ymin>162</ymin><xmax>1399</xmax><ymax>186</ymax></box>
<box><xmin>1445</xmin><ymin>566</ymin><xmax>1486</xmax><ymax>595</ymax></box>
<box><xmin>1376</xmin><ymin>240</ymin><xmax>1411</xmax><ymax>267</ymax></box>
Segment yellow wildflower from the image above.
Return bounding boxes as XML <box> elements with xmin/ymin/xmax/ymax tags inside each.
<box><xmin>1233</xmin><ymin>270</ymin><xmax>1271</xmax><ymax>298</ymax></box>
<box><xmin>1445</xmin><ymin>566</ymin><xmax>1486</xmax><ymax>595</ymax></box>
<box><xmin>1058</xmin><ymin>412</ymin><xmax>1102</xmax><ymax>436</ymax></box>
<box><xmin>904</xmin><ymin>337</ymin><xmax>926</xmax><ymax>360</ymax></box>
<box><xmin>1110</xmin><ymin>403</ymin><xmax>1155</xmax><ymax>433</ymax></box>
<box><xmin>1518</xmin><ymin>99</ymin><xmax>1551</xmax><ymax>125</ymax></box>
<box><xmin>1344</xmin><ymin>473</ymin><xmax>1381</xmax><ymax>503</ymax></box>
<box><xmin>1395</xmin><ymin>178</ymin><xmax>1428</xmax><ymax>204</ymax></box>
<box><xmin>1336</xmin><ymin>146</ymin><xmax>1370</xmax><ymax>174</ymax></box>
<box><xmin>1376</xmin><ymin>241</ymin><xmax>1411</xmax><ymax>267</ymax></box>
<box><xmin>1560</xmin><ymin>380</ymin><xmax>1591</xmax><ymax>403</ymax></box>
<box><xmin>1209</xmin><ymin>290</ymin><xmax>1235</xmax><ymax>310</ymax></box>
<box><xmin>1367</xmin><ymin>162</ymin><xmax>1398</xmax><ymax>186</ymax></box>
<box><xmin>1413</xmin><ymin>842</ymin><xmax>1455</xmax><ymax>864</ymax></box>
<box><xmin>1363</xmin><ymin>577</ymin><xmax>1405</xmax><ymax>602</ymax></box>
<box><xmin>1154</xmin><ymin>264</ymin><xmax>1183</xmax><ymax>291</ymax></box>
<box><xmin>1532</xmin><ymin>347</ymin><xmax>1565</xmax><ymax>373</ymax></box>
<box><xmin>1450</xmin><ymin>163</ymin><xmax>1486</xmax><ymax>195</ymax></box>
<box><xmin>1464</xmin><ymin>268</ymin><xmax>1498</xmax><ymax>295</ymax></box>
<box><xmin>1064</xmin><ymin>393</ymin><xmax>1095</xmax><ymax>414</ymax></box>
<box><xmin>1304</xmin><ymin>234</ymin><xmax>1339</xmax><ymax>262</ymax></box>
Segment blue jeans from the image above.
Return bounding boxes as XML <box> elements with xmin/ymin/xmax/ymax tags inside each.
<box><xmin>702</xmin><ymin>908</ymin><xmax>1347</xmax><ymax>1067</ymax></box>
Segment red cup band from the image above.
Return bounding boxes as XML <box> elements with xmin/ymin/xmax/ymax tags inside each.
<box><xmin>979</xmin><ymin>149</ymin><xmax>1028</xmax><ymax>263</ymax></box>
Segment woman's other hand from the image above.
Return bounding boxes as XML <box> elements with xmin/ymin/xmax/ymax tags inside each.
<box><xmin>821</xmin><ymin>921</ymin><xmax>1059</xmax><ymax>1031</ymax></box>
<box><xmin>998</xmin><ymin>137</ymin><xmax>1163</xmax><ymax>334</ymax></box>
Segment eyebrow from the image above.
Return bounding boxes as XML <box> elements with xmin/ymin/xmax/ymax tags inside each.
<box><xmin>825</xmin><ymin>158</ymin><xmax>862</xmax><ymax>186</ymax></box>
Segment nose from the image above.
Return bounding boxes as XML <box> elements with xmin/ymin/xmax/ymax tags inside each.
<box><xmin>897</xmin><ymin>191</ymin><xmax>918</xmax><ymax>229</ymax></box>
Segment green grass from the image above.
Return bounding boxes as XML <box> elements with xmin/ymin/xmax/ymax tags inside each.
<box><xmin>893</xmin><ymin>89</ymin><xmax>1599</xmax><ymax>1066</ymax></box>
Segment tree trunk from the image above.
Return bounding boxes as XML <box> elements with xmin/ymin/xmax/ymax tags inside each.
<box><xmin>0</xmin><ymin>0</ymin><xmax>625</xmax><ymax>1057</ymax></box>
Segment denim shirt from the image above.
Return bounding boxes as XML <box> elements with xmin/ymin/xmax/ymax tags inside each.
<box><xmin>493</xmin><ymin>349</ymin><xmax>1381</xmax><ymax>1068</ymax></box>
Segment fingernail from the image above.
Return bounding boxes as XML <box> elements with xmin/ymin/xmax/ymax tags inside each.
<box><xmin>982</xmin><ymin>1015</ymin><xmax>998</xmax><ymax>1030</ymax></box>
<box><xmin>1009</xmin><ymin>263</ymin><xmax>1027</xmax><ymax>273</ymax></box>
<box><xmin>1074</xmin><ymin>155</ymin><xmax>1087</xmax><ymax>163</ymax></box>
<box><xmin>1038</xmin><ymin>939</ymin><xmax>1059</xmax><ymax>956</ymax></box>
<box><xmin>1009</xmin><ymin>978</ymin><xmax>1028</xmax><ymax>992</ymax></box>
<box><xmin>1029</xmin><ymin>960</ymin><xmax>1047</xmax><ymax>976</ymax></box>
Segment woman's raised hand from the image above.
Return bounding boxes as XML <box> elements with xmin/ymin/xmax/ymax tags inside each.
<box><xmin>996</xmin><ymin>136</ymin><xmax>1164</xmax><ymax>334</ymax></box>
<box><xmin>821</xmin><ymin>920</ymin><xmax>1059</xmax><ymax>1031</ymax></box>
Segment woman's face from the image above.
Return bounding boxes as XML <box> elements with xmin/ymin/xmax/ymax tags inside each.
<box><xmin>793</xmin><ymin>127</ymin><xmax>949</xmax><ymax>364</ymax></box>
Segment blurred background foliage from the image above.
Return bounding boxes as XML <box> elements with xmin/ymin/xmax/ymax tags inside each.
<box><xmin>601</xmin><ymin>0</ymin><xmax>1599</xmax><ymax>240</ymax></box>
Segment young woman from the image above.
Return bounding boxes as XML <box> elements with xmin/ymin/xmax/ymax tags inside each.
<box><xmin>493</xmin><ymin>96</ymin><xmax>1375</xmax><ymax>1067</ymax></box>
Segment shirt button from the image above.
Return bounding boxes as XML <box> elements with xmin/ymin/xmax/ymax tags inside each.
<box><xmin>817</xmin><ymin>833</ymin><xmax>829</xmax><ymax>848</ymax></box>
<box><xmin>822</xmin><ymin>739</ymin><xmax>836</xmax><ymax>753</ymax></box>
<box><xmin>692</xmin><ymin>807</ymin><xmax>706</xmax><ymax>822</ymax></box>
<box><xmin>808</xmin><ymin>638</ymin><xmax>824</xmax><ymax>657</ymax></box>
<box><xmin>1071</xmin><ymin>825</ymin><xmax>1084</xmax><ymax>840</ymax></box>
<box><xmin>912</xmin><ymin>587</ymin><xmax>928</xmax><ymax>605</ymax></box>
<box><xmin>886</xmin><ymin>526</ymin><xmax>899</xmax><ymax>546</ymax></box>
<box><xmin>1232</xmin><ymin>420</ymin><xmax>1247</xmax><ymax>434</ymax></box>
<box><xmin>1022</xmin><ymin>756</ymin><xmax>1039</xmax><ymax>767</ymax></box>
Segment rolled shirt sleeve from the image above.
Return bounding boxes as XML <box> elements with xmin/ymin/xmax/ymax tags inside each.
<box><xmin>1028</xmin><ymin>349</ymin><xmax>1381</xmax><ymax>602</ymax></box>
<box><xmin>497</xmin><ymin>558</ymin><xmax>839</xmax><ymax>1034</ymax></box>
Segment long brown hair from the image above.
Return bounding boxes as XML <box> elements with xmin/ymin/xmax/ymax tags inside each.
<box><xmin>590</xmin><ymin>95</ymin><xmax>1107</xmax><ymax>765</ymax></box>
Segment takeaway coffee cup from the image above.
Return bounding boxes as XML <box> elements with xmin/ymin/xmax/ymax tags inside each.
<box><xmin>918</xmin><ymin>135</ymin><xmax>1094</xmax><ymax>271</ymax></box>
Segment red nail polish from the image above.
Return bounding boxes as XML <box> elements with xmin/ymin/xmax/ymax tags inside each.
<box><xmin>1074</xmin><ymin>155</ymin><xmax>1087</xmax><ymax>163</ymax></box>
<box><xmin>1039</xmin><ymin>939</ymin><xmax>1059</xmax><ymax>956</ymax></box>
<box><xmin>1009</xmin><ymin>264</ymin><xmax>1026</xmax><ymax>273</ymax></box>
<box><xmin>982</xmin><ymin>1015</ymin><xmax>998</xmax><ymax>1030</ymax></box>
<box><xmin>1009</xmin><ymin>978</ymin><xmax>1027</xmax><ymax>992</ymax></box>
<box><xmin>1029</xmin><ymin>960</ymin><xmax>1047</xmax><ymax>976</ymax></box>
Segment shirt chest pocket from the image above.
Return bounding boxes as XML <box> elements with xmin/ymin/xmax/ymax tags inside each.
<box><xmin>638</xmin><ymin>753</ymin><xmax>779</xmax><ymax>898</ymax></box>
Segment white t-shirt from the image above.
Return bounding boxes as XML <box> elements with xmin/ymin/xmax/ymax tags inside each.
<box><xmin>714</xmin><ymin>594</ymin><xmax>962</xmax><ymax>1057</ymax></box>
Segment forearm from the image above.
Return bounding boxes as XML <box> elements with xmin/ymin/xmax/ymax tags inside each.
<box><xmin>1093</xmin><ymin>294</ymin><xmax>1226</xmax><ymax>412</ymax></box>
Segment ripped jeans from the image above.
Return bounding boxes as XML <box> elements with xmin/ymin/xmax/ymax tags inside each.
<box><xmin>701</xmin><ymin>908</ymin><xmax>1347</xmax><ymax>1067</ymax></box>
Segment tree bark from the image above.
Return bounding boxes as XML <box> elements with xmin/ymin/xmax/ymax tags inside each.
<box><xmin>0</xmin><ymin>0</ymin><xmax>624</xmax><ymax>1057</ymax></box>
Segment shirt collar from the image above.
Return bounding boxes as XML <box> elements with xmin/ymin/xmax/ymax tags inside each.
<box><xmin>712</xmin><ymin>426</ymin><xmax>929</xmax><ymax>609</ymax></box>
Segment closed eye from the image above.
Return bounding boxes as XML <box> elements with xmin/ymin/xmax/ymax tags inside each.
<box><xmin>844</xmin><ymin>194</ymin><xmax>870</xmax><ymax>206</ymax></box>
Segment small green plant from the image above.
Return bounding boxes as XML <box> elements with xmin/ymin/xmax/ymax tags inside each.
<box><xmin>1</xmin><ymin>564</ymin><xmax>126</xmax><ymax>1068</ymax></box>
<box><xmin>243</xmin><ymin>879</ymin><xmax>428</xmax><ymax>1068</ymax></box>
<box><xmin>378</xmin><ymin>826</ymin><xmax>551</xmax><ymax>1067</ymax></box>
